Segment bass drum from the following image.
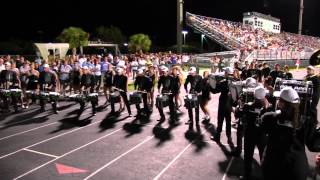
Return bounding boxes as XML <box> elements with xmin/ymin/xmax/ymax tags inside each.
<box><xmin>309</xmin><ymin>49</ymin><xmax>320</xmax><ymax>66</ymax></box>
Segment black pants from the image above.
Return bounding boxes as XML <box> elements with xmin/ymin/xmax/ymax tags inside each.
<box><xmin>187</xmin><ymin>98</ymin><xmax>200</xmax><ymax>124</ymax></box>
<box><xmin>40</xmin><ymin>97</ymin><xmax>57</xmax><ymax>112</ymax></box>
<box><xmin>217</xmin><ymin>108</ymin><xmax>232</xmax><ymax>138</ymax></box>
<box><xmin>243</xmin><ymin>126</ymin><xmax>267</xmax><ymax>178</ymax></box>
<box><xmin>111</xmin><ymin>91</ymin><xmax>131</xmax><ymax>115</ymax></box>
<box><xmin>94</xmin><ymin>75</ymin><xmax>101</xmax><ymax>92</ymax></box>
<box><xmin>79</xmin><ymin>98</ymin><xmax>97</xmax><ymax>116</ymax></box>
<box><xmin>1</xmin><ymin>95</ymin><xmax>19</xmax><ymax>111</ymax></box>
<box><xmin>136</xmin><ymin>93</ymin><xmax>150</xmax><ymax>115</ymax></box>
<box><xmin>158</xmin><ymin>94</ymin><xmax>176</xmax><ymax>121</ymax></box>
<box><xmin>235</xmin><ymin>117</ymin><xmax>244</xmax><ymax>153</ymax></box>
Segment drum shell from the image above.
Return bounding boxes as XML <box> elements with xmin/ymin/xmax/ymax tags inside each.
<box><xmin>87</xmin><ymin>93</ymin><xmax>98</xmax><ymax>102</ymax></box>
<box><xmin>156</xmin><ymin>95</ymin><xmax>169</xmax><ymax>108</ymax></box>
<box><xmin>49</xmin><ymin>92</ymin><xmax>60</xmax><ymax>101</ymax></box>
<box><xmin>184</xmin><ymin>94</ymin><xmax>198</xmax><ymax>109</ymax></box>
<box><xmin>130</xmin><ymin>92</ymin><xmax>142</xmax><ymax>104</ymax></box>
<box><xmin>110</xmin><ymin>92</ymin><xmax>121</xmax><ymax>103</ymax></box>
<box><xmin>0</xmin><ymin>90</ymin><xmax>11</xmax><ymax>97</ymax></box>
<box><xmin>10</xmin><ymin>89</ymin><xmax>22</xmax><ymax>97</ymax></box>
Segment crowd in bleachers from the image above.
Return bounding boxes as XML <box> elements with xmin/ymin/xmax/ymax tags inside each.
<box><xmin>188</xmin><ymin>14</ymin><xmax>320</xmax><ymax>54</ymax></box>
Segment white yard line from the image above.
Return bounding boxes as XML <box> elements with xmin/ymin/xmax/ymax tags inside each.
<box><xmin>0</xmin><ymin>122</ymin><xmax>58</xmax><ymax>141</ymax></box>
<box><xmin>83</xmin><ymin>135</ymin><xmax>154</xmax><ymax>180</ymax></box>
<box><xmin>153</xmin><ymin>143</ymin><xmax>193</xmax><ymax>180</ymax></box>
<box><xmin>222</xmin><ymin>157</ymin><xmax>235</xmax><ymax>180</ymax></box>
<box><xmin>13</xmin><ymin>128</ymin><xmax>122</xmax><ymax>180</ymax></box>
<box><xmin>0</xmin><ymin>115</ymin><xmax>101</xmax><ymax>160</ymax></box>
<box><xmin>23</xmin><ymin>148</ymin><xmax>59</xmax><ymax>158</ymax></box>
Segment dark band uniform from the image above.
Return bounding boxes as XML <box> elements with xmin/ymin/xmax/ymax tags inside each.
<box><xmin>80</xmin><ymin>73</ymin><xmax>97</xmax><ymax>115</ymax></box>
<box><xmin>306</xmin><ymin>74</ymin><xmax>320</xmax><ymax>125</ymax></box>
<box><xmin>211</xmin><ymin>77</ymin><xmax>234</xmax><ymax>142</ymax></box>
<box><xmin>39</xmin><ymin>70</ymin><xmax>58</xmax><ymax>113</ymax></box>
<box><xmin>241</xmin><ymin>101</ymin><xmax>271</xmax><ymax>178</ymax></box>
<box><xmin>0</xmin><ymin>70</ymin><xmax>20</xmax><ymax>112</ymax></box>
<box><xmin>112</xmin><ymin>73</ymin><xmax>131</xmax><ymax>115</ymax></box>
<box><xmin>157</xmin><ymin>74</ymin><xmax>179</xmax><ymax>122</ymax></box>
<box><xmin>134</xmin><ymin>74</ymin><xmax>152</xmax><ymax>116</ymax></box>
<box><xmin>184</xmin><ymin>74</ymin><xmax>202</xmax><ymax>124</ymax></box>
<box><xmin>261</xmin><ymin>112</ymin><xmax>309</xmax><ymax>180</ymax></box>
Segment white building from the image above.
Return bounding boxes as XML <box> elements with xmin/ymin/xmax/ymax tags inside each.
<box><xmin>243</xmin><ymin>12</ymin><xmax>281</xmax><ymax>34</ymax></box>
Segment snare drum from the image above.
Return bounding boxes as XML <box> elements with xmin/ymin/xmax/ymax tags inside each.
<box><xmin>129</xmin><ymin>92</ymin><xmax>142</xmax><ymax>104</ymax></box>
<box><xmin>110</xmin><ymin>91</ymin><xmax>121</xmax><ymax>103</ymax></box>
<box><xmin>39</xmin><ymin>91</ymin><xmax>50</xmax><ymax>100</ymax></box>
<box><xmin>0</xmin><ymin>89</ymin><xmax>11</xmax><ymax>97</ymax></box>
<box><xmin>87</xmin><ymin>93</ymin><xmax>99</xmax><ymax>101</ymax></box>
<box><xmin>156</xmin><ymin>94</ymin><xmax>169</xmax><ymax>108</ymax></box>
<box><xmin>68</xmin><ymin>94</ymin><xmax>83</xmax><ymax>101</ymax></box>
<box><xmin>49</xmin><ymin>92</ymin><xmax>60</xmax><ymax>101</ymax></box>
<box><xmin>10</xmin><ymin>89</ymin><xmax>22</xmax><ymax>97</ymax></box>
<box><xmin>184</xmin><ymin>94</ymin><xmax>198</xmax><ymax>109</ymax></box>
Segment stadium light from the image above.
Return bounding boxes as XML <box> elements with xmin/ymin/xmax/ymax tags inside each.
<box><xmin>201</xmin><ymin>34</ymin><xmax>205</xmax><ymax>52</ymax></box>
<box><xmin>182</xmin><ymin>30</ymin><xmax>188</xmax><ymax>45</ymax></box>
<box><xmin>123</xmin><ymin>43</ymin><xmax>128</xmax><ymax>47</ymax></box>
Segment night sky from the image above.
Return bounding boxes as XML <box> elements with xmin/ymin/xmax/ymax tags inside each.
<box><xmin>1</xmin><ymin>0</ymin><xmax>319</xmax><ymax>46</ymax></box>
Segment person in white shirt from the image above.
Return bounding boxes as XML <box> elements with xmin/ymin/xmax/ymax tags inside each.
<box><xmin>0</xmin><ymin>58</ymin><xmax>6</xmax><ymax>72</ymax></box>
<box><xmin>59</xmin><ymin>60</ymin><xmax>73</xmax><ymax>96</ymax></box>
<box><xmin>138</xmin><ymin>57</ymin><xmax>146</xmax><ymax>70</ymax></box>
<box><xmin>131</xmin><ymin>59</ymin><xmax>139</xmax><ymax>80</ymax></box>
<box><xmin>92</xmin><ymin>58</ymin><xmax>102</xmax><ymax>92</ymax></box>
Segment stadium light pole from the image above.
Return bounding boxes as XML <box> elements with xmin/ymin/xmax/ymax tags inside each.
<box><xmin>177</xmin><ymin>0</ymin><xmax>183</xmax><ymax>54</ymax></box>
<box><xmin>201</xmin><ymin>34</ymin><xmax>205</xmax><ymax>53</ymax></box>
<box><xmin>298</xmin><ymin>0</ymin><xmax>304</xmax><ymax>35</ymax></box>
<box><xmin>182</xmin><ymin>30</ymin><xmax>188</xmax><ymax>45</ymax></box>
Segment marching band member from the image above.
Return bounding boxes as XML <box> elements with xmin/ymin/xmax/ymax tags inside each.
<box><xmin>157</xmin><ymin>66</ymin><xmax>177</xmax><ymax>123</ymax></box>
<box><xmin>240</xmin><ymin>86</ymin><xmax>271</xmax><ymax>179</ymax></box>
<box><xmin>305</xmin><ymin>65</ymin><xmax>320</xmax><ymax>125</ymax></box>
<box><xmin>80</xmin><ymin>66</ymin><xmax>97</xmax><ymax>116</ymax></box>
<box><xmin>184</xmin><ymin>67</ymin><xmax>202</xmax><ymax>125</ymax></box>
<box><xmin>199</xmin><ymin>71</ymin><xmax>211</xmax><ymax>123</ymax></box>
<box><xmin>211</xmin><ymin>67</ymin><xmax>235</xmax><ymax>144</ymax></box>
<box><xmin>111</xmin><ymin>67</ymin><xmax>132</xmax><ymax>117</ymax></box>
<box><xmin>134</xmin><ymin>69</ymin><xmax>152</xmax><ymax>117</ymax></box>
<box><xmin>0</xmin><ymin>62</ymin><xmax>20</xmax><ymax>112</ymax></box>
<box><xmin>39</xmin><ymin>64</ymin><xmax>58</xmax><ymax>113</ymax></box>
<box><xmin>25</xmin><ymin>62</ymin><xmax>39</xmax><ymax>108</ymax></box>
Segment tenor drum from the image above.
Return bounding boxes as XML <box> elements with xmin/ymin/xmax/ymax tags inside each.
<box><xmin>156</xmin><ymin>94</ymin><xmax>169</xmax><ymax>108</ymax></box>
<box><xmin>184</xmin><ymin>94</ymin><xmax>198</xmax><ymax>109</ymax></box>
<box><xmin>129</xmin><ymin>92</ymin><xmax>142</xmax><ymax>104</ymax></box>
<box><xmin>88</xmin><ymin>93</ymin><xmax>99</xmax><ymax>101</ymax></box>
<box><xmin>49</xmin><ymin>92</ymin><xmax>60</xmax><ymax>101</ymax></box>
<box><xmin>10</xmin><ymin>89</ymin><xmax>22</xmax><ymax>97</ymax></box>
<box><xmin>0</xmin><ymin>89</ymin><xmax>11</xmax><ymax>97</ymax></box>
<box><xmin>110</xmin><ymin>91</ymin><xmax>121</xmax><ymax>103</ymax></box>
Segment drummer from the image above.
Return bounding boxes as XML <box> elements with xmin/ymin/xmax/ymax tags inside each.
<box><xmin>111</xmin><ymin>67</ymin><xmax>132</xmax><ymax>117</ymax></box>
<box><xmin>80</xmin><ymin>66</ymin><xmax>97</xmax><ymax>116</ymax></box>
<box><xmin>134</xmin><ymin>69</ymin><xmax>152</xmax><ymax>117</ymax></box>
<box><xmin>184</xmin><ymin>67</ymin><xmax>202</xmax><ymax>126</ymax></box>
<box><xmin>39</xmin><ymin>64</ymin><xmax>59</xmax><ymax>114</ymax></box>
<box><xmin>157</xmin><ymin>66</ymin><xmax>177</xmax><ymax>124</ymax></box>
<box><xmin>211</xmin><ymin>67</ymin><xmax>235</xmax><ymax>144</ymax></box>
<box><xmin>25</xmin><ymin>62</ymin><xmax>39</xmax><ymax>108</ymax></box>
<box><xmin>0</xmin><ymin>62</ymin><xmax>21</xmax><ymax>113</ymax></box>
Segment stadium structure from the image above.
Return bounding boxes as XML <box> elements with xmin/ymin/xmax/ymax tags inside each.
<box><xmin>186</xmin><ymin>12</ymin><xmax>320</xmax><ymax>67</ymax></box>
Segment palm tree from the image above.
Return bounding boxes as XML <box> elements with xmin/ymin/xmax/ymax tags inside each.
<box><xmin>128</xmin><ymin>33</ymin><xmax>152</xmax><ymax>53</ymax></box>
<box><xmin>57</xmin><ymin>27</ymin><xmax>89</xmax><ymax>55</ymax></box>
